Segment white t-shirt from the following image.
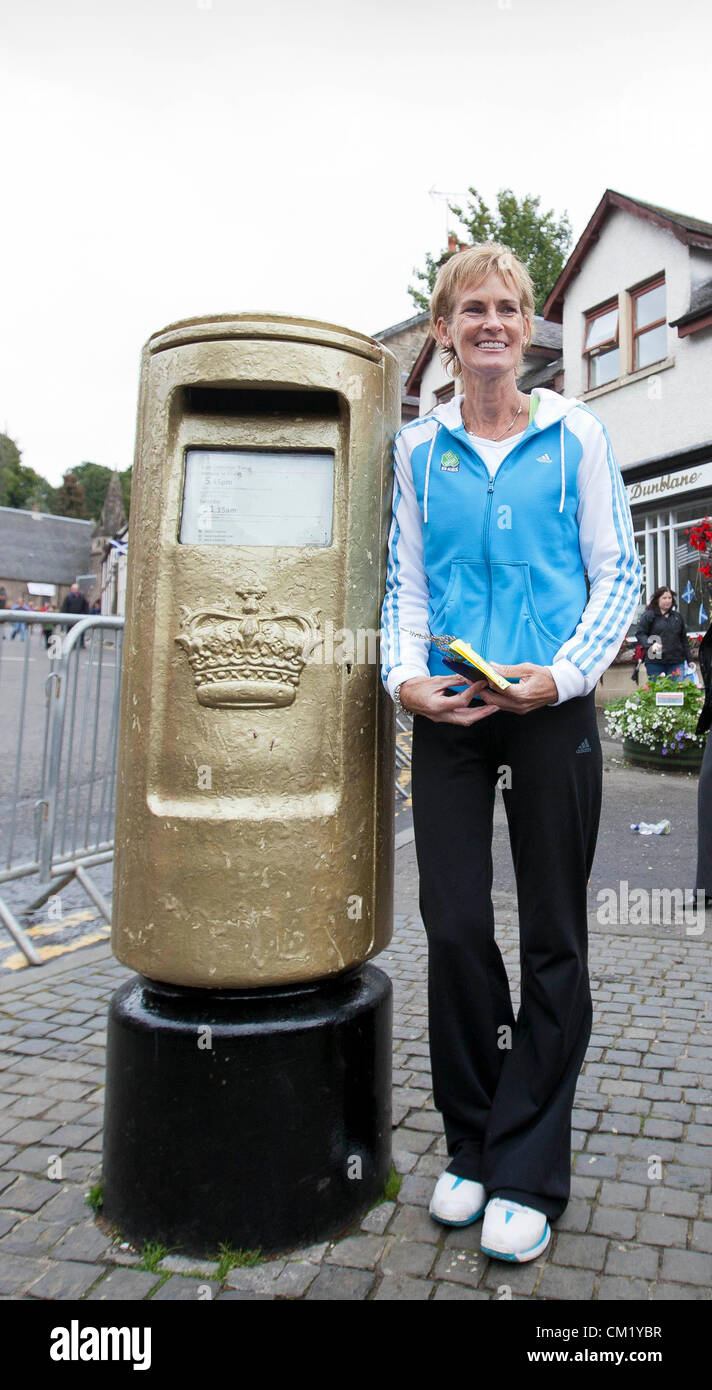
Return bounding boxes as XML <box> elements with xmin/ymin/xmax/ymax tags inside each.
<box><xmin>465</xmin><ymin>429</ymin><xmax>527</xmax><ymax>477</ymax></box>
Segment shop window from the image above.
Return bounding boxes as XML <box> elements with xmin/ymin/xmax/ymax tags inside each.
<box><xmin>633</xmin><ymin>501</ymin><xmax>710</xmax><ymax>635</ymax></box>
<box><xmin>631</xmin><ymin>275</ymin><xmax>666</xmax><ymax>371</ymax></box>
<box><xmin>583</xmin><ymin>300</ymin><xmax>620</xmax><ymax>389</ymax></box>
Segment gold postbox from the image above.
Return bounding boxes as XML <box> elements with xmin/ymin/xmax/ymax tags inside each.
<box><xmin>113</xmin><ymin>313</ymin><xmax>399</xmax><ymax>989</ymax></box>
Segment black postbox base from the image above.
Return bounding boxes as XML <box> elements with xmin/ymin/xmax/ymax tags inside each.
<box><xmin>102</xmin><ymin>964</ymin><xmax>392</xmax><ymax>1257</ymax></box>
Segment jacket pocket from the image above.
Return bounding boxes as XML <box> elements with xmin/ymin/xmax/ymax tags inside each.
<box><xmin>486</xmin><ymin>563</ymin><xmax>566</xmax><ymax>665</ymax></box>
<box><xmin>520</xmin><ymin>564</ymin><xmax>568</xmax><ymax>646</ymax></box>
<box><xmin>429</xmin><ymin>560</ymin><xmax>489</xmax><ymax>647</ymax></box>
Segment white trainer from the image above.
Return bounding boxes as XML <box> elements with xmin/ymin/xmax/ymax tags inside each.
<box><xmin>429</xmin><ymin>1172</ymin><xmax>487</xmax><ymax>1226</ymax></box>
<box><xmin>480</xmin><ymin>1197</ymin><xmax>551</xmax><ymax>1262</ymax></box>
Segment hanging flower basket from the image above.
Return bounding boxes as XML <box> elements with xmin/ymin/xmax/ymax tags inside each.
<box><xmin>605</xmin><ymin>676</ymin><xmax>706</xmax><ymax>771</ymax></box>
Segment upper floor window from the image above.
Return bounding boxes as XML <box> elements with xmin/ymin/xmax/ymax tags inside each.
<box><xmin>583</xmin><ymin>273</ymin><xmax>667</xmax><ymax>391</ymax></box>
<box><xmin>631</xmin><ymin>275</ymin><xmax>667</xmax><ymax>370</ymax></box>
<box><xmin>583</xmin><ymin>300</ymin><xmax>620</xmax><ymax>388</ymax></box>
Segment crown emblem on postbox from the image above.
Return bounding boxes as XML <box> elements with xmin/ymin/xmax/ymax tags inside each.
<box><xmin>175</xmin><ymin>585</ymin><xmax>321</xmax><ymax>709</ymax></box>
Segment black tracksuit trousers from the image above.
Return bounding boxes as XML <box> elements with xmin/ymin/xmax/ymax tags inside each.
<box><xmin>696</xmin><ymin>732</ymin><xmax>712</xmax><ymax>895</ymax></box>
<box><xmin>411</xmin><ymin>690</ymin><xmax>602</xmax><ymax>1222</ymax></box>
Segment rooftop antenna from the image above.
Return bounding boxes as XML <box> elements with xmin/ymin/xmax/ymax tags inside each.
<box><xmin>428</xmin><ymin>187</ymin><xmax>469</xmax><ymax>245</ymax></box>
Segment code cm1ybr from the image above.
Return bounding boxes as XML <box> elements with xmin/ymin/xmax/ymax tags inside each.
<box><xmin>606</xmin><ymin>1328</ymin><xmax>661</xmax><ymax>1338</ymax></box>
<box><xmin>536</xmin><ymin>1326</ymin><xmax>661</xmax><ymax>1340</ymax></box>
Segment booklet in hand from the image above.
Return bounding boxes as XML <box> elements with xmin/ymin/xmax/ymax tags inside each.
<box><xmin>441</xmin><ymin>638</ymin><xmax>519</xmax><ymax>690</ymax></box>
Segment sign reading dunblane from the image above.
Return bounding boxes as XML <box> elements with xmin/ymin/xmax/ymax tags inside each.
<box><xmin>626</xmin><ymin>460</ymin><xmax>712</xmax><ymax>505</ymax></box>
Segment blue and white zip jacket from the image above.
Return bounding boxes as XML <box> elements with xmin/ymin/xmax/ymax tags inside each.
<box><xmin>380</xmin><ymin>387</ymin><xmax>641</xmax><ymax>706</ymax></box>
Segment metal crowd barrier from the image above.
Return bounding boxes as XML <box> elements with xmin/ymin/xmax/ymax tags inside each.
<box><xmin>0</xmin><ymin>611</ymin><xmax>124</xmax><ymax>965</ymax></box>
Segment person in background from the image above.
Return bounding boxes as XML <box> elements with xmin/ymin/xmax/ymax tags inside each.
<box><xmin>635</xmin><ymin>586</ymin><xmax>694</xmax><ymax>681</ymax></box>
<box><xmin>41</xmin><ymin>604</ymin><xmax>57</xmax><ymax>650</ymax></box>
<box><xmin>0</xmin><ymin>585</ymin><xmax>7</xmax><ymax>639</ymax></box>
<box><xmin>61</xmin><ymin>582</ymin><xmax>89</xmax><ymax>649</ymax></box>
<box><xmin>10</xmin><ymin>600</ymin><xmax>30</xmax><ymax>640</ymax></box>
<box><xmin>695</xmin><ymin>625</ymin><xmax>712</xmax><ymax>906</ymax></box>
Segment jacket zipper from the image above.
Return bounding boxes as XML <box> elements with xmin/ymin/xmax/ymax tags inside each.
<box><xmin>434</xmin><ymin>412</ymin><xmax>559</xmax><ymax>655</ymax></box>
<box><xmin>481</xmin><ymin>474</ymin><xmax>495</xmax><ymax>655</ymax></box>
<box><xmin>463</xmin><ymin>423</ymin><xmax>539</xmax><ymax>658</ymax></box>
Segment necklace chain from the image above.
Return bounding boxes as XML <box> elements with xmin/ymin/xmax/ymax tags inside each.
<box><xmin>465</xmin><ymin>394</ymin><xmax>524</xmax><ymax>442</ymax></box>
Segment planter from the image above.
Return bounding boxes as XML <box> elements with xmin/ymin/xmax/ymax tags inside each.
<box><xmin>623</xmin><ymin>738</ymin><xmax>704</xmax><ymax>771</ymax></box>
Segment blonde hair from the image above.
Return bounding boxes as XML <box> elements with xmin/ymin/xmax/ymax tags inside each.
<box><xmin>430</xmin><ymin>242</ymin><xmax>535</xmax><ymax>378</ymax></box>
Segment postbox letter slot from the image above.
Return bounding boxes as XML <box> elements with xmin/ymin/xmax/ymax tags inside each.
<box><xmin>183</xmin><ymin>386</ymin><xmax>340</xmax><ymax>419</ymax></box>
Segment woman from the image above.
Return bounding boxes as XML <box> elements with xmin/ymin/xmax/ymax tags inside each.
<box><xmin>380</xmin><ymin>243</ymin><xmax>641</xmax><ymax>1263</ymax></box>
<box><xmin>635</xmin><ymin>586</ymin><xmax>693</xmax><ymax>681</ymax></box>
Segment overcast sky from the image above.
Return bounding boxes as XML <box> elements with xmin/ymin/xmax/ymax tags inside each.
<box><xmin>2</xmin><ymin>0</ymin><xmax>710</xmax><ymax>486</ymax></box>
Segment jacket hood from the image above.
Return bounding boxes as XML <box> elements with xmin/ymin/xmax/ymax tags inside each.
<box><xmin>428</xmin><ymin>385</ymin><xmax>584</xmax><ymax>433</ymax></box>
<box><xmin>420</xmin><ymin>387</ymin><xmax>588</xmax><ymax>525</ymax></box>
<box><xmin>528</xmin><ymin>386</ymin><xmax>585</xmax><ymax>429</ymax></box>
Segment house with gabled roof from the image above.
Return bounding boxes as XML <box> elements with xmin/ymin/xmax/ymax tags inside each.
<box><xmin>542</xmin><ymin>188</ymin><xmax>712</xmax><ymax>633</ymax></box>
<box><xmin>0</xmin><ymin>507</ymin><xmax>93</xmax><ymax>608</ymax></box>
<box><xmin>373</xmin><ymin>310</ymin><xmax>430</xmax><ymax>423</ymax></box>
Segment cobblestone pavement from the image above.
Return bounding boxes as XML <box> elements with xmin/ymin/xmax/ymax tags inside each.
<box><xmin>1</xmin><ymin>900</ymin><xmax>711</xmax><ymax>1301</ymax></box>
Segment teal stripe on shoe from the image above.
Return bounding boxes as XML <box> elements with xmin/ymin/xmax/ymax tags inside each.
<box><xmin>431</xmin><ymin>1206</ymin><xmax>486</xmax><ymax>1227</ymax></box>
<box><xmin>481</xmin><ymin>1224</ymin><xmax>550</xmax><ymax>1261</ymax></box>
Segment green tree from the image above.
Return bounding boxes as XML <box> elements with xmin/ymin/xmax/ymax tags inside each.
<box><xmin>66</xmin><ymin>461</ymin><xmax>132</xmax><ymax>523</ymax></box>
<box><xmin>22</xmin><ymin>471</ymin><xmax>55</xmax><ymax>512</ymax></box>
<box><xmin>0</xmin><ymin>432</ymin><xmax>21</xmax><ymax>475</ymax></box>
<box><xmin>409</xmin><ymin>188</ymin><xmax>572</xmax><ymax>315</ymax></box>
<box><xmin>0</xmin><ymin>433</ymin><xmax>24</xmax><ymax>508</ymax></box>
<box><xmin>0</xmin><ymin>433</ymin><xmax>54</xmax><ymax>511</ymax></box>
<box><xmin>72</xmin><ymin>462</ymin><xmax>113</xmax><ymax>522</ymax></box>
<box><xmin>52</xmin><ymin>472</ymin><xmax>87</xmax><ymax>519</ymax></box>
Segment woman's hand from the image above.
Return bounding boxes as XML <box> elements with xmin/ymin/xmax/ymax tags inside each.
<box><xmin>399</xmin><ymin>675</ymin><xmax>499</xmax><ymax>725</ymax></box>
<box><xmin>471</xmin><ymin>662</ymin><xmax>559</xmax><ymax>715</ymax></box>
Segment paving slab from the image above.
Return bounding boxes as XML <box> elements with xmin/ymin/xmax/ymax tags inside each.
<box><xmin>85</xmin><ymin>1267</ymin><xmax>162</xmax><ymax>1300</ymax></box>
